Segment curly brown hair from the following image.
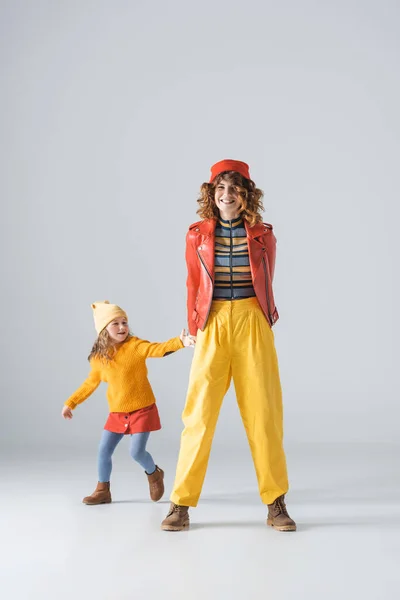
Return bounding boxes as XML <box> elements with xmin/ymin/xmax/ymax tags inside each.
<box><xmin>196</xmin><ymin>171</ymin><xmax>264</xmax><ymax>226</ymax></box>
<box><xmin>88</xmin><ymin>328</ymin><xmax>132</xmax><ymax>363</ymax></box>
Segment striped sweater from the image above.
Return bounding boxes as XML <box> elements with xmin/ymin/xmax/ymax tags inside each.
<box><xmin>213</xmin><ymin>217</ymin><xmax>256</xmax><ymax>300</ymax></box>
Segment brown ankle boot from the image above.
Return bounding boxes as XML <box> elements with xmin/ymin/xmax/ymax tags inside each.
<box><xmin>82</xmin><ymin>482</ymin><xmax>111</xmax><ymax>505</ymax></box>
<box><xmin>267</xmin><ymin>495</ymin><xmax>296</xmax><ymax>531</ymax></box>
<box><xmin>161</xmin><ymin>503</ymin><xmax>190</xmax><ymax>531</ymax></box>
<box><xmin>146</xmin><ymin>466</ymin><xmax>164</xmax><ymax>502</ymax></box>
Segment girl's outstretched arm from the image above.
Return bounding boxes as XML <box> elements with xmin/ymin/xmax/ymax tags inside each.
<box><xmin>63</xmin><ymin>367</ymin><xmax>101</xmax><ymax>413</ymax></box>
<box><xmin>133</xmin><ymin>334</ymin><xmax>186</xmax><ymax>359</ymax></box>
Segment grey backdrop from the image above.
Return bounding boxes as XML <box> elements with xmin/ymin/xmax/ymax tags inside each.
<box><xmin>1</xmin><ymin>0</ymin><xmax>399</xmax><ymax>458</ymax></box>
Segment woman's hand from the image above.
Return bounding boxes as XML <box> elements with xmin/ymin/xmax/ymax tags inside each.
<box><xmin>180</xmin><ymin>329</ymin><xmax>196</xmax><ymax>348</ymax></box>
<box><xmin>62</xmin><ymin>406</ymin><xmax>73</xmax><ymax>420</ymax></box>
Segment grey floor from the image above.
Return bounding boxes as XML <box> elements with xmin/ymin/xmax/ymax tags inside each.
<box><xmin>2</xmin><ymin>443</ymin><xmax>399</xmax><ymax>600</ymax></box>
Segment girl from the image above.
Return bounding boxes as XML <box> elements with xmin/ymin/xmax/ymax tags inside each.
<box><xmin>161</xmin><ymin>159</ymin><xmax>296</xmax><ymax>532</ymax></box>
<box><xmin>62</xmin><ymin>300</ymin><xmax>194</xmax><ymax>505</ymax></box>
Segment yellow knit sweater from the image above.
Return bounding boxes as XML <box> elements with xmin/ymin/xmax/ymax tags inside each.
<box><xmin>65</xmin><ymin>335</ymin><xmax>184</xmax><ymax>413</ymax></box>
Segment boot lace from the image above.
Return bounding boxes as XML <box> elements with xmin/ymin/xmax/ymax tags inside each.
<box><xmin>274</xmin><ymin>496</ymin><xmax>289</xmax><ymax>516</ymax></box>
<box><xmin>168</xmin><ymin>503</ymin><xmax>187</xmax><ymax>516</ymax></box>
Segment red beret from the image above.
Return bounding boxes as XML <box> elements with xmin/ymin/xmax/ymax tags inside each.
<box><xmin>209</xmin><ymin>159</ymin><xmax>251</xmax><ymax>183</ymax></box>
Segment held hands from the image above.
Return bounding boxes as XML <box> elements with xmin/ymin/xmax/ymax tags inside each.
<box><xmin>62</xmin><ymin>406</ymin><xmax>73</xmax><ymax>420</ymax></box>
<box><xmin>180</xmin><ymin>329</ymin><xmax>196</xmax><ymax>348</ymax></box>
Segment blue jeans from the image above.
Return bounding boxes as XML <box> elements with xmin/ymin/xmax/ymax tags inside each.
<box><xmin>98</xmin><ymin>430</ymin><xmax>156</xmax><ymax>482</ymax></box>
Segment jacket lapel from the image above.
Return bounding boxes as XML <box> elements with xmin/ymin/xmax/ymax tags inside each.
<box><xmin>245</xmin><ymin>221</ymin><xmax>266</xmax><ymax>278</ymax></box>
<box><xmin>197</xmin><ymin>219</ymin><xmax>216</xmax><ymax>279</ymax></box>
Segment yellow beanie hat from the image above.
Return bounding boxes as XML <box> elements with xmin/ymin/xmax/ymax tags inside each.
<box><xmin>91</xmin><ymin>301</ymin><xmax>128</xmax><ymax>335</ymax></box>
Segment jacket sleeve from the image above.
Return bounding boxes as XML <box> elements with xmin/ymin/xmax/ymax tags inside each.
<box><xmin>64</xmin><ymin>365</ymin><xmax>101</xmax><ymax>409</ymax></box>
<box><xmin>134</xmin><ymin>336</ymin><xmax>184</xmax><ymax>358</ymax></box>
<box><xmin>265</xmin><ymin>230</ymin><xmax>277</xmax><ymax>282</ymax></box>
<box><xmin>186</xmin><ymin>229</ymin><xmax>201</xmax><ymax>336</ymax></box>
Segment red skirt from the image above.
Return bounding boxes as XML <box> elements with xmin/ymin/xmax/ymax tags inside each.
<box><xmin>104</xmin><ymin>403</ymin><xmax>161</xmax><ymax>434</ymax></box>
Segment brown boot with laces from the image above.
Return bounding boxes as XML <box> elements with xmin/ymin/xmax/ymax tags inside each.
<box><xmin>267</xmin><ymin>495</ymin><xmax>296</xmax><ymax>531</ymax></box>
<box><xmin>146</xmin><ymin>466</ymin><xmax>164</xmax><ymax>502</ymax></box>
<box><xmin>161</xmin><ymin>503</ymin><xmax>190</xmax><ymax>531</ymax></box>
<box><xmin>82</xmin><ymin>482</ymin><xmax>111</xmax><ymax>505</ymax></box>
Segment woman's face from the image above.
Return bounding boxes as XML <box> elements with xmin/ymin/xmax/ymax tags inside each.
<box><xmin>106</xmin><ymin>317</ymin><xmax>129</xmax><ymax>343</ymax></box>
<box><xmin>214</xmin><ymin>177</ymin><xmax>242</xmax><ymax>219</ymax></box>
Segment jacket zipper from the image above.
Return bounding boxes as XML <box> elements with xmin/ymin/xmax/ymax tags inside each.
<box><xmin>197</xmin><ymin>249</ymin><xmax>213</xmax><ymax>326</ymax></box>
<box><xmin>229</xmin><ymin>221</ymin><xmax>234</xmax><ymax>299</ymax></box>
<box><xmin>262</xmin><ymin>256</ymin><xmax>273</xmax><ymax>326</ymax></box>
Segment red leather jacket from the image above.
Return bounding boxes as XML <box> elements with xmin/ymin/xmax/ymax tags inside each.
<box><xmin>185</xmin><ymin>218</ymin><xmax>279</xmax><ymax>336</ymax></box>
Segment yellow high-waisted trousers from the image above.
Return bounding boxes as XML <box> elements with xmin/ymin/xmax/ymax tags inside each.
<box><xmin>171</xmin><ymin>297</ymin><xmax>289</xmax><ymax>507</ymax></box>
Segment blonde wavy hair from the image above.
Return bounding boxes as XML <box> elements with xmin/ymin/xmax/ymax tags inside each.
<box><xmin>196</xmin><ymin>171</ymin><xmax>264</xmax><ymax>226</ymax></box>
<box><xmin>88</xmin><ymin>328</ymin><xmax>132</xmax><ymax>363</ymax></box>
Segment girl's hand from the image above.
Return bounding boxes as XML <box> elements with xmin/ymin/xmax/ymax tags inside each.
<box><xmin>180</xmin><ymin>329</ymin><xmax>196</xmax><ymax>348</ymax></box>
<box><xmin>62</xmin><ymin>406</ymin><xmax>73</xmax><ymax>420</ymax></box>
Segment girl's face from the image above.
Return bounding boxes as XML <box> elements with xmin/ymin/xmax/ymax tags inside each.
<box><xmin>214</xmin><ymin>178</ymin><xmax>242</xmax><ymax>220</ymax></box>
<box><xmin>106</xmin><ymin>317</ymin><xmax>129</xmax><ymax>343</ymax></box>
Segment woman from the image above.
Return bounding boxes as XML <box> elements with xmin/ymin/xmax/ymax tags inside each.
<box><xmin>161</xmin><ymin>159</ymin><xmax>296</xmax><ymax>532</ymax></box>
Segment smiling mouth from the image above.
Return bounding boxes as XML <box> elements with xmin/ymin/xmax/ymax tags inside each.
<box><xmin>220</xmin><ymin>200</ymin><xmax>235</xmax><ymax>204</ymax></box>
